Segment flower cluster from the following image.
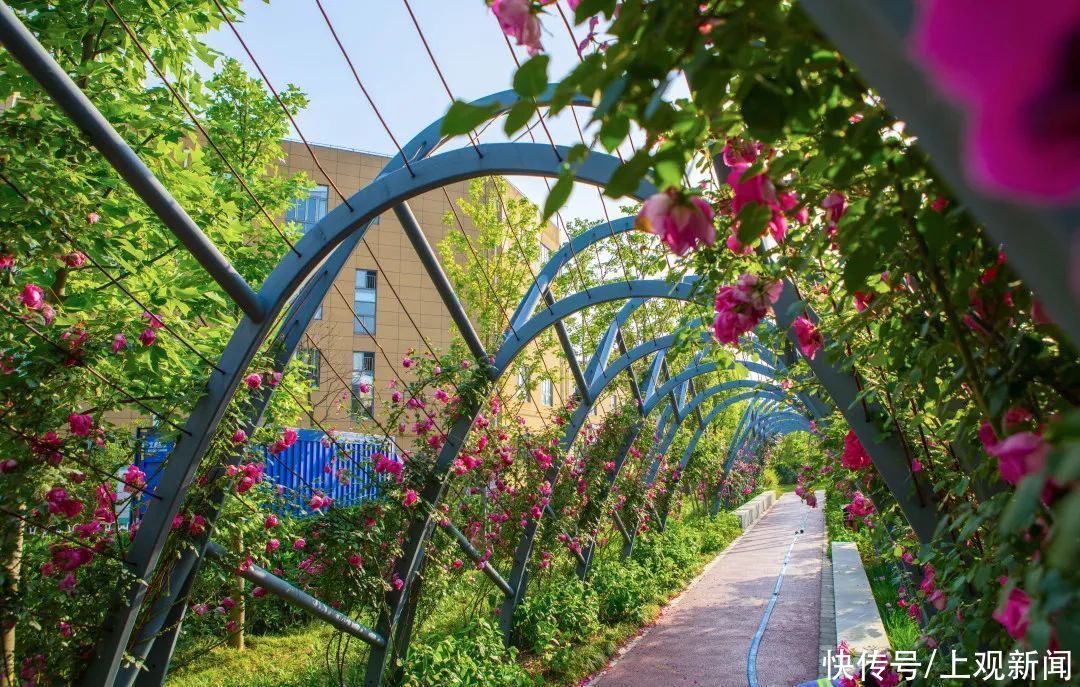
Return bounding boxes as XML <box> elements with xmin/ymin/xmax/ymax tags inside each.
<box><xmin>711</xmin><ymin>274</ymin><xmax>782</xmax><ymax>344</ymax></box>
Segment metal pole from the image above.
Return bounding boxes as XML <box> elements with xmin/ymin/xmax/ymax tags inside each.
<box><xmin>394</xmin><ymin>202</ymin><xmax>489</xmax><ymax>363</ymax></box>
<box><xmin>543</xmin><ymin>288</ymin><xmax>592</xmax><ymax>404</ymax></box>
<box><xmin>439</xmin><ymin>521</ymin><xmax>513</xmax><ymax>596</ymax></box>
<box><xmin>0</xmin><ymin>1</ymin><xmax>266</xmax><ymax>322</ymax></box>
<box><xmin>204</xmin><ymin>542</ymin><xmax>386</xmax><ymax>648</ymax></box>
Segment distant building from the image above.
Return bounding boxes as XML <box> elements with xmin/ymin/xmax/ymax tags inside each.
<box><xmin>278</xmin><ymin>141</ymin><xmax>571</xmax><ymax>437</ymax></box>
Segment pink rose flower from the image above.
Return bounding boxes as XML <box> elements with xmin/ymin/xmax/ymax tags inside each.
<box><xmin>792</xmin><ymin>316</ymin><xmax>824</xmax><ymax>359</ymax></box>
<box><xmin>992</xmin><ymin>587</ymin><xmax>1031</xmax><ymax>640</ymax></box>
<box><xmin>841</xmin><ymin>429</ymin><xmax>871</xmax><ymax>470</ymax></box>
<box><xmin>244</xmin><ymin>373</ymin><xmax>262</xmax><ymax>389</ymax></box>
<box><xmin>63</xmin><ymin>251</ymin><xmax>87</xmax><ymax>268</ymax></box>
<box><xmin>68</xmin><ymin>413</ymin><xmax>93</xmax><ymax>437</ymax></box>
<box><xmin>402</xmin><ymin>488</ymin><xmax>418</xmax><ymax>507</ymax></box>
<box><xmin>984</xmin><ymin>428</ymin><xmax>1048</xmax><ymax>484</ymax></box>
<box><xmin>913</xmin><ymin>2</ymin><xmax>1080</xmax><ymax>201</ymax></box>
<box><xmin>138</xmin><ymin>328</ymin><xmax>156</xmax><ymax>347</ymax></box>
<box><xmin>711</xmin><ymin>274</ymin><xmax>782</xmax><ymax>344</ymax></box>
<box><xmin>18</xmin><ymin>284</ymin><xmax>44</xmax><ymax>310</ymax></box>
<box><xmin>111</xmin><ymin>333</ymin><xmax>127</xmax><ymax>353</ymax></box>
<box><xmin>493</xmin><ymin>0</ymin><xmax>543</xmax><ymax>55</ymax></box>
<box><xmin>636</xmin><ymin>188</ymin><xmax>717</xmax><ymax>256</ymax></box>
<box><xmin>143</xmin><ymin>312</ymin><xmax>165</xmax><ymax>330</ymax></box>
<box><xmin>231</xmin><ymin>429</ymin><xmax>247</xmax><ymax>444</ymax></box>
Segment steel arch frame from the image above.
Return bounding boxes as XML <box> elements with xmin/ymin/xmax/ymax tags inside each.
<box><xmin>570</xmin><ymin>354</ymin><xmax>781</xmax><ymax>577</ymax></box>
<box><xmin>89</xmin><ymin>141</ymin><xmax>661</xmax><ymax>686</ymax></box>
<box><xmin>2</xmin><ymin>3</ymin><xmax>946</xmax><ymax>676</ymax></box>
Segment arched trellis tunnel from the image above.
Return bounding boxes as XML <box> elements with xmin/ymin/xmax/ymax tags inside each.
<box><xmin>0</xmin><ymin>6</ymin><xmax>971</xmax><ymax>685</ymax></box>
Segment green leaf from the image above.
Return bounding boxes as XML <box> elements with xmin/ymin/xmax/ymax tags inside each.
<box><xmin>1001</xmin><ymin>474</ymin><xmax>1044</xmax><ymax>534</ymax></box>
<box><xmin>741</xmin><ymin>82</ymin><xmax>788</xmax><ymax>140</ymax></box>
<box><xmin>604</xmin><ymin>152</ymin><xmax>652</xmax><ymax>198</ymax></box>
<box><xmin>513</xmin><ymin>55</ymin><xmax>550</xmax><ymax>98</ymax></box>
<box><xmin>599</xmin><ymin>114</ymin><xmax>629</xmax><ymax>152</ymax></box>
<box><xmin>735</xmin><ymin>202</ymin><xmax>771</xmax><ymax>244</ymax></box>
<box><xmin>652</xmin><ymin>147</ymin><xmax>685</xmax><ymax>189</ymax></box>
<box><xmin>440</xmin><ymin>101</ymin><xmax>500</xmax><ymax>138</ymax></box>
<box><xmin>843</xmin><ymin>246</ymin><xmax>877</xmax><ymax>293</ymax></box>
<box><xmin>574</xmin><ymin>0</ymin><xmax>618</xmax><ymax>22</ymax></box>
<box><xmin>543</xmin><ymin>171</ymin><xmax>574</xmax><ymax>220</ymax></box>
<box><xmin>503</xmin><ymin>100</ymin><xmax>536</xmax><ymax>136</ymax></box>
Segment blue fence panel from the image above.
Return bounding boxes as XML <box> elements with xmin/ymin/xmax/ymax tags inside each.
<box><xmin>134</xmin><ymin>427</ymin><xmax>393</xmax><ymax>522</ymax></box>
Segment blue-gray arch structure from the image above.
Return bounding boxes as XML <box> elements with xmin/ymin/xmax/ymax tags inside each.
<box><xmin>0</xmin><ymin>13</ymin><xmax>950</xmax><ymax>684</ymax></box>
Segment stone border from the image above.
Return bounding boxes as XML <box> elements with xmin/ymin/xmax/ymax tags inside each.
<box><xmin>831</xmin><ymin>541</ymin><xmax>889</xmax><ymax>658</ymax></box>
<box><xmin>735</xmin><ymin>489</ymin><xmax>776</xmax><ymax>529</ymax></box>
<box><xmin>816</xmin><ymin>491</ymin><xmax>836</xmax><ymax>678</ymax></box>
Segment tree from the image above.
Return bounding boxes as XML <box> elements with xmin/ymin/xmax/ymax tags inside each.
<box><xmin>438</xmin><ymin>177</ymin><xmax>560</xmax><ymax>417</ymax></box>
<box><xmin>0</xmin><ymin>1</ymin><xmax>311</xmax><ymax>679</ymax></box>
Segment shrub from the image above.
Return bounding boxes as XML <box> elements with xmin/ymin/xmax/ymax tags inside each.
<box><xmin>695</xmin><ymin>513</ymin><xmax>742</xmax><ymax>554</ymax></box>
<box><xmin>589</xmin><ymin>559</ymin><xmax>655</xmax><ymax>624</ymax></box>
<box><xmin>400</xmin><ymin>618</ymin><xmax>535</xmax><ymax>687</ymax></box>
<box><xmin>513</xmin><ymin>576</ymin><xmax>599</xmax><ymax>662</ymax></box>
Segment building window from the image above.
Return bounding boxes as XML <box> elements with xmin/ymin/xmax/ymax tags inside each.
<box><xmin>539</xmin><ymin>242</ymin><xmax>551</xmax><ymax>266</ymax></box>
<box><xmin>297</xmin><ymin>347</ymin><xmax>320</xmax><ymax>389</ymax></box>
<box><xmin>517</xmin><ymin>366</ymin><xmax>528</xmax><ymax>400</ymax></box>
<box><xmin>314</xmin><ymin>302</ymin><xmax>323</xmax><ymax>320</ymax></box>
<box><xmin>541</xmin><ymin>378</ymin><xmax>553</xmax><ymax>406</ymax></box>
<box><xmin>286</xmin><ymin>184</ymin><xmax>328</xmax><ymax>233</ymax></box>
<box><xmin>352</xmin><ymin>352</ymin><xmax>375</xmax><ymax>418</ymax></box>
<box><xmin>354</xmin><ymin>269</ymin><xmax>377</xmax><ymax>335</ymax></box>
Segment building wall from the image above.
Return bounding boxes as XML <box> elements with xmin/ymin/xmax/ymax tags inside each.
<box><xmin>280</xmin><ymin>141</ymin><xmax>570</xmax><ymax>438</ymax></box>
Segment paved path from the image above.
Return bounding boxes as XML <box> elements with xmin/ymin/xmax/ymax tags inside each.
<box><xmin>590</xmin><ymin>492</ymin><xmax>825</xmax><ymax>687</ymax></box>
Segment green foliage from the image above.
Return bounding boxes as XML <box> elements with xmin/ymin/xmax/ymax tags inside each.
<box><xmin>437</xmin><ymin>178</ymin><xmax>558</xmax><ymax>412</ymax></box>
<box><xmin>513</xmin><ymin>577</ymin><xmax>599</xmax><ymax>669</ymax></box>
<box><xmin>399</xmin><ymin>618</ymin><xmax>535</xmax><ymax>687</ymax></box>
<box><xmin>590</xmin><ymin>512</ymin><xmax>739</xmax><ymax>624</ymax></box>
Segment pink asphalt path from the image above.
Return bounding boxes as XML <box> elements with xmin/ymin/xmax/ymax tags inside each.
<box><xmin>590</xmin><ymin>492</ymin><xmax>825</xmax><ymax>687</ymax></box>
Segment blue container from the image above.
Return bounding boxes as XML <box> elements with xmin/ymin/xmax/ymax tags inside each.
<box><xmin>133</xmin><ymin>427</ymin><xmax>391</xmax><ymax>523</ymax></box>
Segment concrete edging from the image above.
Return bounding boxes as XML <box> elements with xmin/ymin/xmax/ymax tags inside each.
<box><xmin>735</xmin><ymin>490</ymin><xmax>776</xmax><ymax>529</ymax></box>
<box><xmin>831</xmin><ymin>541</ymin><xmax>889</xmax><ymax>657</ymax></box>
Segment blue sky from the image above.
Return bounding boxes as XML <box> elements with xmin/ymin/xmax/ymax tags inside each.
<box><xmin>205</xmin><ymin>0</ymin><xmax>639</xmax><ymax>223</ymax></box>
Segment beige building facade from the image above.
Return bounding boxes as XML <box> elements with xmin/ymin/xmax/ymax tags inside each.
<box><xmin>279</xmin><ymin>141</ymin><xmax>571</xmax><ymax>438</ymax></box>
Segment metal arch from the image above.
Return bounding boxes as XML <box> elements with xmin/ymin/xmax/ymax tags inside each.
<box><xmin>10</xmin><ymin>2</ymin><xmax>955</xmax><ymax>677</ymax></box>
<box><xmin>511</xmin><ymin>215</ymin><xmax>638</xmax><ymax>332</ymax></box>
<box><xmin>89</xmin><ymin>140</ymin><xmax>655</xmax><ymax>685</ymax></box>
<box><xmin>570</xmin><ymin>350</ymin><xmax>807</xmax><ymax>575</ymax></box>
<box><xmin>492</xmin><ymin>280</ymin><xmax>701</xmax><ymax>377</ymax></box>
<box><xmin>641</xmin><ymin>359</ymin><xmax>784</xmax><ymax>417</ymax></box>
<box><xmin>117</xmin><ymin>88</ymin><xmax>614</xmax><ymax>682</ymax></box>
<box><xmin>651</xmin><ymin>389</ymin><xmax>793</xmax><ymax>528</ymax></box>
<box><xmin>677</xmin><ymin>393</ymin><xmax>796</xmax><ymax>482</ymax></box>
<box><xmin>724</xmin><ymin>408</ymin><xmax>808</xmax><ymax>475</ymax></box>
<box><xmin>716</xmin><ymin>408</ymin><xmax>809</xmax><ymax>508</ymax></box>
